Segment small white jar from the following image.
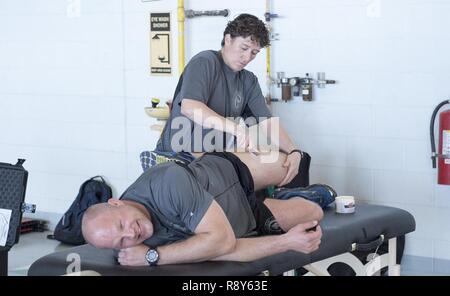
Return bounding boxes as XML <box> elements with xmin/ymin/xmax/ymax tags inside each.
<box><xmin>335</xmin><ymin>196</ymin><xmax>355</xmax><ymax>214</ymax></box>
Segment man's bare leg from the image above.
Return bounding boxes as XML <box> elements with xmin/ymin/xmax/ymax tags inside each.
<box><xmin>263</xmin><ymin>198</ymin><xmax>323</xmax><ymax>231</ymax></box>
<box><xmin>193</xmin><ymin>151</ymin><xmax>289</xmax><ymax>191</ymax></box>
<box><xmin>231</xmin><ymin>151</ymin><xmax>288</xmax><ymax>191</ymax></box>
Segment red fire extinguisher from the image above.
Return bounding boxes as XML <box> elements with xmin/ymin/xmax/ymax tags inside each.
<box><xmin>430</xmin><ymin>100</ymin><xmax>450</xmax><ymax>185</ymax></box>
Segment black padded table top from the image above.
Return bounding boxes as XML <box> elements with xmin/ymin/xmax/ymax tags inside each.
<box><xmin>28</xmin><ymin>204</ymin><xmax>415</xmax><ymax>276</ymax></box>
<box><xmin>249</xmin><ymin>204</ymin><xmax>416</xmax><ymax>275</ymax></box>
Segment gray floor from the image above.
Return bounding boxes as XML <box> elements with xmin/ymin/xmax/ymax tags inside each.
<box><xmin>7</xmin><ymin>231</ymin><xmax>71</xmax><ymax>276</ymax></box>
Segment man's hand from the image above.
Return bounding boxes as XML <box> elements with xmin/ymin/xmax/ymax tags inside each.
<box><xmin>118</xmin><ymin>244</ymin><xmax>149</xmax><ymax>266</ymax></box>
<box><xmin>235</xmin><ymin>125</ymin><xmax>248</xmax><ymax>150</ymax></box>
<box><xmin>284</xmin><ymin>221</ymin><xmax>322</xmax><ymax>254</ymax></box>
<box><xmin>278</xmin><ymin>151</ymin><xmax>301</xmax><ymax>186</ymax></box>
<box><xmin>235</xmin><ymin>125</ymin><xmax>259</xmax><ymax>154</ymax></box>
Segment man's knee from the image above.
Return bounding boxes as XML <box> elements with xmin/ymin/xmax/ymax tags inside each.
<box><xmin>302</xmin><ymin>199</ymin><xmax>324</xmax><ymax>222</ymax></box>
<box><xmin>314</xmin><ymin>204</ymin><xmax>324</xmax><ymax>222</ymax></box>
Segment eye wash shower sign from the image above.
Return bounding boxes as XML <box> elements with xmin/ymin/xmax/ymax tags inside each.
<box><xmin>150</xmin><ymin>12</ymin><xmax>172</xmax><ymax>75</ymax></box>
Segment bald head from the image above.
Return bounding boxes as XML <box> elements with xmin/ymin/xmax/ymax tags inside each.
<box><xmin>81</xmin><ymin>199</ymin><xmax>154</xmax><ymax>249</ymax></box>
<box><xmin>82</xmin><ymin>203</ymin><xmax>115</xmax><ymax>247</ymax></box>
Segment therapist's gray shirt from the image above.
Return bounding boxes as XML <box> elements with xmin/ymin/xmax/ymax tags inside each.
<box><xmin>157</xmin><ymin>50</ymin><xmax>272</xmax><ymax>152</ymax></box>
<box><xmin>120</xmin><ymin>154</ymin><xmax>256</xmax><ymax>247</ymax></box>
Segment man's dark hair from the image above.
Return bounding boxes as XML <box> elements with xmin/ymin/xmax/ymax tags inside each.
<box><xmin>221</xmin><ymin>14</ymin><xmax>270</xmax><ymax>48</ymax></box>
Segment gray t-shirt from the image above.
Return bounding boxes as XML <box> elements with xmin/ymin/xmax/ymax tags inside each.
<box><xmin>157</xmin><ymin>50</ymin><xmax>272</xmax><ymax>152</ymax></box>
<box><xmin>120</xmin><ymin>154</ymin><xmax>256</xmax><ymax>247</ymax></box>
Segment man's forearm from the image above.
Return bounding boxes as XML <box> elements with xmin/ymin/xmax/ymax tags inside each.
<box><xmin>157</xmin><ymin>232</ymin><xmax>235</xmax><ymax>265</ymax></box>
<box><xmin>181</xmin><ymin>99</ymin><xmax>239</xmax><ymax>135</ymax></box>
<box><xmin>211</xmin><ymin>235</ymin><xmax>287</xmax><ymax>262</ymax></box>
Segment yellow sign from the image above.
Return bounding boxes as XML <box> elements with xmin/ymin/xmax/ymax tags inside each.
<box><xmin>150</xmin><ymin>12</ymin><xmax>172</xmax><ymax>75</ymax></box>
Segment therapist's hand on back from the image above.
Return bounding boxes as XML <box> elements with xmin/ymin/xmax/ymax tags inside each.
<box><xmin>235</xmin><ymin>124</ymin><xmax>259</xmax><ymax>155</ymax></box>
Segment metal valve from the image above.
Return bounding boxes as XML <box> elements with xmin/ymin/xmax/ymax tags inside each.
<box><xmin>316</xmin><ymin>72</ymin><xmax>336</xmax><ymax>88</ymax></box>
<box><xmin>275</xmin><ymin>72</ymin><xmax>337</xmax><ymax>102</ymax></box>
<box><xmin>300</xmin><ymin>73</ymin><xmax>314</xmax><ymax>101</ymax></box>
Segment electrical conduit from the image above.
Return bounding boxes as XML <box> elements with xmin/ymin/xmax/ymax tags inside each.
<box><xmin>178</xmin><ymin>0</ymin><xmax>185</xmax><ymax>75</ymax></box>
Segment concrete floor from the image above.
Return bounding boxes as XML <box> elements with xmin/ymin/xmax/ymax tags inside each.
<box><xmin>7</xmin><ymin>231</ymin><xmax>71</xmax><ymax>276</ymax></box>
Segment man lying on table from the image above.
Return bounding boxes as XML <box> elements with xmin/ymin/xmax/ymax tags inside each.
<box><xmin>82</xmin><ymin>151</ymin><xmax>336</xmax><ymax>266</ymax></box>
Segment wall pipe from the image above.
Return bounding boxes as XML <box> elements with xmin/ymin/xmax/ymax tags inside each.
<box><xmin>265</xmin><ymin>0</ymin><xmax>272</xmax><ymax>104</ymax></box>
<box><xmin>177</xmin><ymin>0</ymin><xmax>185</xmax><ymax>75</ymax></box>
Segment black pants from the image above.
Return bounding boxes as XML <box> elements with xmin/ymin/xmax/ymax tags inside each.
<box><xmin>255</xmin><ymin>151</ymin><xmax>311</xmax><ymax>202</ymax></box>
<box><xmin>284</xmin><ymin>151</ymin><xmax>311</xmax><ymax>188</ymax></box>
<box><xmin>203</xmin><ymin>152</ymin><xmax>284</xmax><ymax>235</ymax></box>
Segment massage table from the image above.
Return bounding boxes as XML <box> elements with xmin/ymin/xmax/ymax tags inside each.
<box><xmin>27</xmin><ymin>204</ymin><xmax>415</xmax><ymax>276</ymax></box>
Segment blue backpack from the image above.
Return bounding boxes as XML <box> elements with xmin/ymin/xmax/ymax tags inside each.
<box><xmin>49</xmin><ymin>176</ymin><xmax>112</xmax><ymax>245</ymax></box>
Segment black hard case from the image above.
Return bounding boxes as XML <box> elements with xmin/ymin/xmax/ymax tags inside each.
<box><xmin>0</xmin><ymin>159</ymin><xmax>28</xmax><ymax>250</ymax></box>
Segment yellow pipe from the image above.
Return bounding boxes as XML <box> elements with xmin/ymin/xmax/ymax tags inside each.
<box><xmin>266</xmin><ymin>45</ymin><xmax>271</xmax><ymax>85</ymax></box>
<box><xmin>177</xmin><ymin>0</ymin><xmax>185</xmax><ymax>75</ymax></box>
<box><xmin>265</xmin><ymin>0</ymin><xmax>272</xmax><ymax>104</ymax></box>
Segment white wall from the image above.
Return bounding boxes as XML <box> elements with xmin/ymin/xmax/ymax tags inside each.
<box><xmin>267</xmin><ymin>0</ymin><xmax>450</xmax><ymax>272</ymax></box>
<box><xmin>1</xmin><ymin>0</ymin><xmax>449</xmax><ymax>271</ymax></box>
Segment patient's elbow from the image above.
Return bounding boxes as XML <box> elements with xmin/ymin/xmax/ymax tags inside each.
<box><xmin>217</xmin><ymin>232</ymin><xmax>236</xmax><ymax>256</ymax></box>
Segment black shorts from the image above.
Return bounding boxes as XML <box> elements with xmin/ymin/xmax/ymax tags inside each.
<box><xmin>203</xmin><ymin>152</ymin><xmax>283</xmax><ymax>236</ymax></box>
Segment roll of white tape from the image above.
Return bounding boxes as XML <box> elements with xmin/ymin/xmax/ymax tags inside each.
<box><xmin>335</xmin><ymin>196</ymin><xmax>355</xmax><ymax>214</ymax></box>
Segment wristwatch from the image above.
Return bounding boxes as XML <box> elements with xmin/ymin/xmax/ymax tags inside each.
<box><xmin>145</xmin><ymin>248</ymin><xmax>159</xmax><ymax>266</ymax></box>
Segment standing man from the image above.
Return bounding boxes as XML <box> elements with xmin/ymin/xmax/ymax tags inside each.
<box><xmin>156</xmin><ymin>14</ymin><xmax>302</xmax><ymax>186</ymax></box>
